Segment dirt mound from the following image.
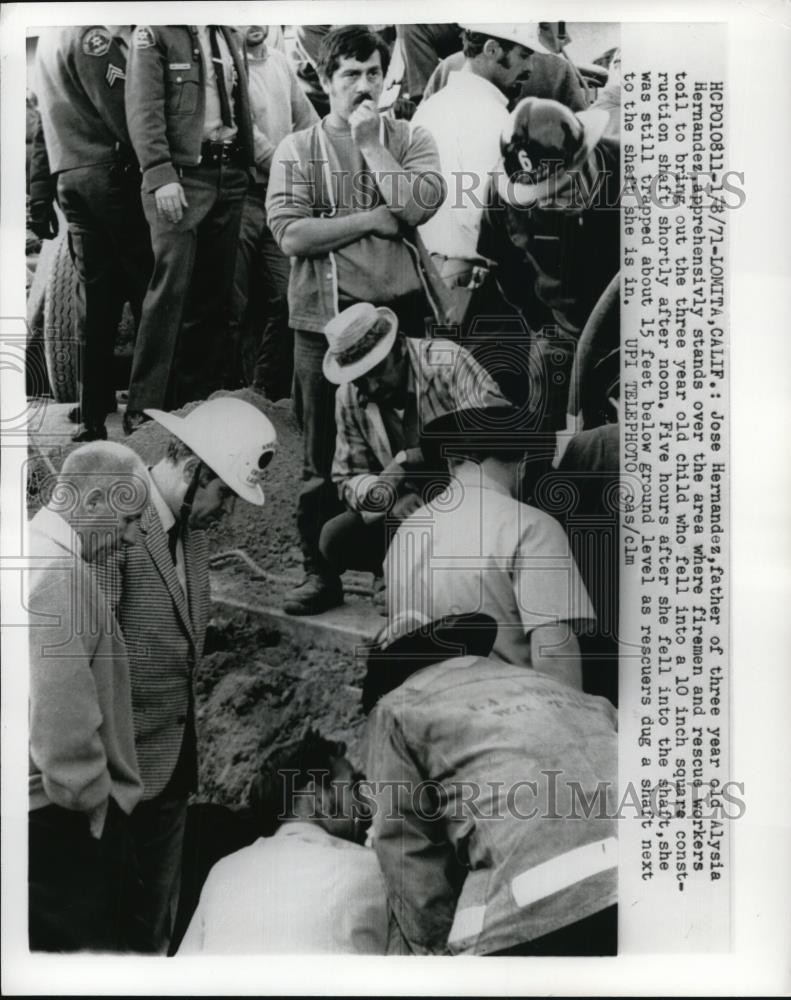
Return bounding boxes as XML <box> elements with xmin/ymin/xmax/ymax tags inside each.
<box><xmin>195</xmin><ymin>609</ymin><xmax>368</xmax><ymax>807</ymax></box>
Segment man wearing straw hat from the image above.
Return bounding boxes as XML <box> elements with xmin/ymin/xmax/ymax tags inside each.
<box><xmin>362</xmin><ymin>611</ymin><xmax>618</xmax><ymax>955</ymax></box>
<box><xmin>318</xmin><ymin>302</ymin><xmax>507</xmax><ymax>609</ymax></box>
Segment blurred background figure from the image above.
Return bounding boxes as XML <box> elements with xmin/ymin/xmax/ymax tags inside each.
<box><xmin>226</xmin><ymin>25</ymin><xmax>318</xmax><ymax>400</ymax></box>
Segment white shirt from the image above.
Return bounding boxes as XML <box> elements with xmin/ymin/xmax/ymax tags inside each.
<box><xmin>177</xmin><ymin>823</ymin><xmax>389</xmax><ymax>954</ymax></box>
<box><xmin>386</xmin><ymin>462</ymin><xmax>595</xmax><ymax>669</ymax></box>
<box><xmin>412</xmin><ymin>69</ymin><xmax>509</xmax><ymax>259</ymax></box>
<box><xmin>196</xmin><ymin>25</ymin><xmax>238</xmax><ymax>142</ymax></box>
<box><xmin>147</xmin><ymin>471</ymin><xmax>186</xmax><ymax>594</ymax></box>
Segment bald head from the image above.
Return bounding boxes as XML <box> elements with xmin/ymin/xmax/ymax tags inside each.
<box><xmin>52</xmin><ymin>441</ymin><xmax>149</xmax><ymax>560</ymax></box>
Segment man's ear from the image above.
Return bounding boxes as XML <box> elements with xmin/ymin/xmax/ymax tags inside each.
<box><xmin>318</xmin><ymin>73</ymin><xmax>331</xmax><ymax>96</ymax></box>
<box><xmin>483</xmin><ymin>38</ymin><xmax>500</xmax><ymax>59</ymax></box>
<box><xmin>181</xmin><ymin>456</ymin><xmax>200</xmax><ymax>484</ymax></box>
<box><xmin>83</xmin><ymin>486</ymin><xmax>103</xmax><ymax>512</ymax></box>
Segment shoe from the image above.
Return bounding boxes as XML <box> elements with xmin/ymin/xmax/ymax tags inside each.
<box><xmin>71</xmin><ymin>424</ymin><xmax>107</xmax><ymax>442</ymax></box>
<box><xmin>68</xmin><ymin>400</ymin><xmax>118</xmax><ymax>424</ymax></box>
<box><xmin>372</xmin><ymin>575</ymin><xmax>388</xmax><ymax>617</ymax></box>
<box><xmin>283</xmin><ymin>573</ymin><xmax>344</xmax><ymax>616</ymax></box>
<box><xmin>123</xmin><ymin>409</ymin><xmax>150</xmax><ymax>436</ymax></box>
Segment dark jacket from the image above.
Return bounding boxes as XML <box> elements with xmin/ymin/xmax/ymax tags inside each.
<box><xmin>478</xmin><ymin>138</ymin><xmax>621</xmax><ymax>336</ymax></box>
<box><xmin>32</xmin><ymin>26</ymin><xmax>134</xmax><ymax>199</ymax></box>
<box><xmin>125</xmin><ymin>25</ymin><xmax>255</xmax><ymax>192</ymax></box>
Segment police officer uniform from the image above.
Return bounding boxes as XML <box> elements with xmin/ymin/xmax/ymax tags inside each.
<box><xmin>124</xmin><ymin>25</ymin><xmax>255</xmax><ymax>425</ymax></box>
<box><xmin>32</xmin><ymin>26</ymin><xmax>153</xmax><ymax>440</ymax></box>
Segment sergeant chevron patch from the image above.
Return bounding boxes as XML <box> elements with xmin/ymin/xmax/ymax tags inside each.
<box><xmin>106</xmin><ymin>63</ymin><xmax>126</xmax><ymax>86</ymax></box>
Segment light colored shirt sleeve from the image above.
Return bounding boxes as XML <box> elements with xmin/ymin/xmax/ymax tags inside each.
<box><xmin>513</xmin><ymin>512</ymin><xmax>596</xmax><ymax>631</ymax></box>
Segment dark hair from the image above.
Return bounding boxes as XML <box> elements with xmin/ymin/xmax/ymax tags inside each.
<box><xmin>165</xmin><ymin>435</ymin><xmax>195</xmax><ymax>464</ymax></box>
<box><xmin>248</xmin><ymin>729</ymin><xmax>347</xmax><ymax>836</ymax></box>
<box><xmin>461</xmin><ymin>29</ymin><xmax>516</xmax><ymax>60</ymax></box>
<box><xmin>317</xmin><ymin>25</ymin><xmax>391</xmax><ymax>81</ymax></box>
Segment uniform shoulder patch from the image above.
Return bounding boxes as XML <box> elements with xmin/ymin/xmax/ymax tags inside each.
<box><xmin>133</xmin><ymin>25</ymin><xmax>156</xmax><ymax>49</ymax></box>
<box><xmin>82</xmin><ymin>26</ymin><xmax>112</xmax><ymax>57</ymax></box>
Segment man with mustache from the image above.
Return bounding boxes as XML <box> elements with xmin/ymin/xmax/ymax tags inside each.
<box><xmin>267</xmin><ymin>25</ymin><xmax>444</xmax><ymax>616</ymax></box>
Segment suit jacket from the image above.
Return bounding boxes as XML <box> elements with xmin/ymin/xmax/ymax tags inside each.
<box><xmin>103</xmin><ymin>501</ymin><xmax>210</xmax><ymax>799</ymax></box>
<box><xmin>27</xmin><ymin>507</ymin><xmax>142</xmax><ymax>816</ymax></box>
<box><xmin>125</xmin><ymin>24</ymin><xmax>255</xmax><ymax>192</ymax></box>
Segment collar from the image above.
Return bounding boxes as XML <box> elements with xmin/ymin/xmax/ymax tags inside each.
<box><xmin>447</xmin><ymin>68</ymin><xmax>509</xmax><ymax>108</ymax></box>
<box><xmin>245</xmin><ymin>43</ymin><xmax>268</xmax><ymax>62</ymax></box>
<box><xmin>147</xmin><ymin>469</ymin><xmax>176</xmax><ymax>535</ymax></box>
<box><xmin>34</xmin><ymin>506</ymin><xmax>83</xmax><ymax>559</ymax></box>
<box><xmin>274</xmin><ymin>821</ymin><xmax>335</xmax><ymax>842</ymax></box>
<box><xmin>450</xmin><ymin>460</ymin><xmax>513</xmax><ymax>498</ymax></box>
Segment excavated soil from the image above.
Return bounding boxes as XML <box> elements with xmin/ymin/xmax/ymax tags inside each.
<box><xmin>195</xmin><ymin>609</ymin><xmax>368</xmax><ymax>808</ymax></box>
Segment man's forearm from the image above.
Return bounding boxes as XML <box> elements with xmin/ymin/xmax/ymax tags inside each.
<box><xmin>279</xmin><ymin>212</ymin><xmax>375</xmax><ymax>257</ymax></box>
<box><xmin>361</xmin><ymin>142</ymin><xmax>442</xmax><ymax>227</ymax></box>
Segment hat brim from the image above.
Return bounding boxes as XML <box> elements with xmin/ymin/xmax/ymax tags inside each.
<box><xmin>322</xmin><ymin>307</ymin><xmax>399</xmax><ymax>386</ymax></box>
<box><xmin>362</xmin><ymin>612</ymin><xmax>498</xmax><ymax>712</ymax></box>
<box><xmin>144</xmin><ymin>408</ymin><xmax>266</xmax><ymax>506</ymax></box>
<box><xmin>497</xmin><ymin>107</ymin><xmax>610</xmax><ymax>208</ymax></box>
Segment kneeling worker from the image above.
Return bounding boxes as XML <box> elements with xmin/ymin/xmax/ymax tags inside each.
<box><xmin>364</xmin><ymin>612</ymin><xmax>618</xmax><ymax>956</ymax></box>
<box><xmin>178</xmin><ymin>728</ymin><xmax>388</xmax><ymax>954</ymax></box>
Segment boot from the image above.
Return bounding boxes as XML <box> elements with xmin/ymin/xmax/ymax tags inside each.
<box><xmin>283</xmin><ymin>572</ymin><xmax>343</xmax><ymax>616</ymax></box>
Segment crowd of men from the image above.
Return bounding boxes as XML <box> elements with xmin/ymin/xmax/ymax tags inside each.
<box><xmin>27</xmin><ymin>22</ymin><xmax>622</xmax><ymax>957</ymax></box>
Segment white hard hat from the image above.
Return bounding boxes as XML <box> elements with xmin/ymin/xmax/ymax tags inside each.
<box><xmin>144</xmin><ymin>398</ymin><xmax>277</xmax><ymax>506</ymax></box>
<box><xmin>457</xmin><ymin>23</ymin><xmax>551</xmax><ymax>55</ymax></box>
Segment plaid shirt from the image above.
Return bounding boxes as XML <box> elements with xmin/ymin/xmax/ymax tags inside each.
<box><xmin>332</xmin><ymin>337</ymin><xmax>506</xmax><ymax>510</ymax></box>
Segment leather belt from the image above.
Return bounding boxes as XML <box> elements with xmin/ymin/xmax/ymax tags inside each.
<box><xmin>199</xmin><ymin>139</ymin><xmax>244</xmax><ymax>165</ymax></box>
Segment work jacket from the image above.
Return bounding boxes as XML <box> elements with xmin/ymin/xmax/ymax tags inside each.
<box><xmin>366</xmin><ymin>655</ymin><xmax>618</xmax><ymax>954</ymax></box>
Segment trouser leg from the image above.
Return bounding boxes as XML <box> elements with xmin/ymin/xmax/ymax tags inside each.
<box><xmin>293</xmin><ymin>329</ymin><xmax>343</xmax><ymax>576</ymax></box>
<box><xmin>319</xmin><ymin>510</ymin><xmax>388</xmax><ymax>575</ymax></box>
<box><xmin>56</xmin><ymin>167</ymin><xmax>126</xmax><ymax>427</ymax></box>
<box><xmin>128</xmin><ymin>792</ymin><xmax>188</xmax><ymax>955</ymax></box>
<box><xmin>126</xmin><ymin>173</ymin><xmax>216</xmax><ymax>412</ymax></box>
<box><xmin>228</xmin><ymin>187</ymin><xmax>266</xmax><ymax>388</ymax></box>
<box><xmin>170</xmin><ymin>164</ymin><xmax>248</xmax><ymax>407</ymax></box>
<box><xmin>252</xmin><ymin>220</ymin><xmax>293</xmax><ymax>400</ymax></box>
<box><xmin>28</xmin><ymin>800</ymin><xmax>138</xmax><ymax>953</ymax></box>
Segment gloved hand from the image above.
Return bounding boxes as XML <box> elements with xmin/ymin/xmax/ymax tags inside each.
<box><xmin>29</xmin><ymin>199</ymin><xmax>59</xmax><ymax>240</ymax></box>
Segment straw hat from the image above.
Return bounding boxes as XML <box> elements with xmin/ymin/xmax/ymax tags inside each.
<box><xmin>322</xmin><ymin>303</ymin><xmax>399</xmax><ymax>386</ymax></box>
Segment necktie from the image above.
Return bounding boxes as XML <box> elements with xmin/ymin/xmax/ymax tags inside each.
<box><xmin>167</xmin><ymin>523</ymin><xmax>179</xmax><ymax>564</ymax></box>
<box><xmin>208</xmin><ymin>25</ymin><xmax>233</xmax><ymax>127</ymax></box>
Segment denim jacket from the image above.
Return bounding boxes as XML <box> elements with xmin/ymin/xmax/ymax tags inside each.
<box><xmin>365</xmin><ymin>655</ymin><xmax>618</xmax><ymax>954</ymax></box>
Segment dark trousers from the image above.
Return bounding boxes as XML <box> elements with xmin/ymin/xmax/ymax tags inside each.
<box><xmin>128</xmin><ymin>162</ymin><xmax>249</xmax><ymax>411</ymax></box>
<box><xmin>320</xmin><ymin>509</ymin><xmax>389</xmax><ymax>576</ymax></box>
<box><xmin>128</xmin><ymin>791</ymin><xmax>189</xmax><ymax>955</ymax></box>
<box><xmin>293</xmin><ymin>329</ymin><xmax>344</xmax><ymax>576</ymax></box>
<box><xmin>56</xmin><ymin>162</ymin><xmax>152</xmax><ymax>426</ymax></box>
<box><xmin>228</xmin><ymin>186</ymin><xmax>292</xmax><ymax>400</ymax></box>
<box><xmin>490</xmin><ymin>904</ymin><xmax>618</xmax><ymax>956</ymax></box>
<box><xmin>29</xmin><ymin>800</ymin><xmax>140</xmax><ymax>953</ymax></box>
